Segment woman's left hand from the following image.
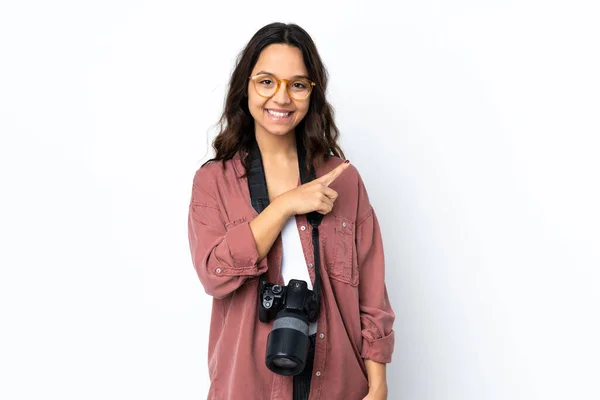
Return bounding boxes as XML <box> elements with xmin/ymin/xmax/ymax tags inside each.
<box><xmin>362</xmin><ymin>384</ymin><xmax>388</xmax><ymax>400</ymax></box>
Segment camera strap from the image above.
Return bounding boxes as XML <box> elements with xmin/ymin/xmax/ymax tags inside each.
<box><xmin>247</xmin><ymin>136</ymin><xmax>323</xmax><ymax>317</ymax></box>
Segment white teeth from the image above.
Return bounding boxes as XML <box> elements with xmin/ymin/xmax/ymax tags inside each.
<box><xmin>267</xmin><ymin>109</ymin><xmax>290</xmax><ymax>118</ymax></box>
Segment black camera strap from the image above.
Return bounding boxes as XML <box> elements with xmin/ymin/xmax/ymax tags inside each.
<box><xmin>247</xmin><ymin>136</ymin><xmax>324</xmax><ymax>317</ymax></box>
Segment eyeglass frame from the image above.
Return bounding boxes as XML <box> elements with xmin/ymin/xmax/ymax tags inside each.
<box><xmin>249</xmin><ymin>73</ymin><xmax>316</xmax><ymax>101</ymax></box>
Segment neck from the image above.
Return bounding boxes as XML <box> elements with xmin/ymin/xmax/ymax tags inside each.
<box><xmin>254</xmin><ymin>128</ymin><xmax>297</xmax><ymax>161</ymax></box>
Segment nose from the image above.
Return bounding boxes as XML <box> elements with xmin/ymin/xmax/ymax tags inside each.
<box><xmin>271</xmin><ymin>80</ymin><xmax>292</xmax><ymax>105</ymax></box>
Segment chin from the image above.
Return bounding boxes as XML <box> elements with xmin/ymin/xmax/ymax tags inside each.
<box><xmin>268</xmin><ymin>128</ymin><xmax>294</xmax><ymax>136</ymax></box>
<box><xmin>261</xmin><ymin>122</ymin><xmax>296</xmax><ymax>137</ymax></box>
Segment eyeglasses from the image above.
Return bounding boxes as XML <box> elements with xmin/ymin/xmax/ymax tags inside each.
<box><xmin>249</xmin><ymin>73</ymin><xmax>315</xmax><ymax>101</ymax></box>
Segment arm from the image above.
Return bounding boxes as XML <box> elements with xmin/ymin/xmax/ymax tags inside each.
<box><xmin>187</xmin><ymin>174</ymin><xmax>290</xmax><ymax>299</ymax></box>
<box><xmin>355</xmin><ymin>174</ymin><xmax>395</xmax><ymax>397</ymax></box>
<box><xmin>364</xmin><ymin>360</ymin><xmax>388</xmax><ymax>398</ymax></box>
<box><xmin>356</xmin><ymin>208</ymin><xmax>395</xmax><ymax>362</ymax></box>
<box><xmin>248</xmin><ymin>199</ymin><xmax>291</xmax><ymax>260</ymax></box>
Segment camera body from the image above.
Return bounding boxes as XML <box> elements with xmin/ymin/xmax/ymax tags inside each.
<box><xmin>258</xmin><ymin>279</ymin><xmax>319</xmax><ymax>376</ymax></box>
<box><xmin>259</xmin><ymin>279</ymin><xmax>318</xmax><ymax>323</ymax></box>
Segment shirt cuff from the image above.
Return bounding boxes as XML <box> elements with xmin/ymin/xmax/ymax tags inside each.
<box><xmin>361</xmin><ymin>330</ymin><xmax>395</xmax><ymax>364</ymax></box>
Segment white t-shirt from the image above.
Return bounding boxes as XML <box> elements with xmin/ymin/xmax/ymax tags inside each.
<box><xmin>280</xmin><ymin>216</ymin><xmax>318</xmax><ymax>336</ymax></box>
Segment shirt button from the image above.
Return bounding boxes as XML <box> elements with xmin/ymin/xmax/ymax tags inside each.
<box><xmin>300</xmin><ymin>225</ymin><xmax>306</xmax><ymax>231</ymax></box>
<box><xmin>315</xmin><ymin>371</ymin><xmax>321</xmax><ymax>377</ymax></box>
<box><xmin>342</xmin><ymin>222</ymin><xmax>347</xmax><ymax>228</ymax></box>
<box><xmin>308</xmin><ymin>263</ymin><xmax>313</xmax><ymax>268</ymax></box>
<box><xmin>215</xmin><ymin>268</ymin><xmax>222</xmax><ymax>274</ymax></box>
<box><xmin>319</xmin><ymin>333</ymin><xmax>325</xmax><ymax>339</ymax></box>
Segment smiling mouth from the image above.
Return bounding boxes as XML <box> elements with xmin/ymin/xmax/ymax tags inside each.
<box><xmin>266</xmin><ymin>109</ymin><xmax>294</xmax><ymax>119</ymax></box>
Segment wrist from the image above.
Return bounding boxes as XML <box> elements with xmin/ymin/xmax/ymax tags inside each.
<box><xmin>368</xmin><ymin>380</ymin><xmax>388</xmax><ymax>391</ymax></box>
<box><xmin>272</xmin><ymin>194</ymin><xmax>293</xmax><ymax>219</ymax></box>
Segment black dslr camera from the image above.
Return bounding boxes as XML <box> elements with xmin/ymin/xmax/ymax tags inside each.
<box><xmin>258</xmin><ymin>279</ymin><xmax>318</xmax><ymax>376</ymax></box>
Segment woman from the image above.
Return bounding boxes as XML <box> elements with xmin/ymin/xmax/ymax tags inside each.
<box><xmin>188</xmin><ymin>22</ymin><xmax>395</xmax><ymax>400</ymax></box>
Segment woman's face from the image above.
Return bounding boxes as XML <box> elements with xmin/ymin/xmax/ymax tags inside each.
<box><xmin>248</xmin><ymin>44</ymin><xmax>311</xmax><ymax>138</ymax></box>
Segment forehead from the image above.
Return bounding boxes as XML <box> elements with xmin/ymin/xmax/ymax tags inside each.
<box><xmin>251</xmin><ymin>44</ymin><xmax>308</xmax><ymax>77</ymax></box>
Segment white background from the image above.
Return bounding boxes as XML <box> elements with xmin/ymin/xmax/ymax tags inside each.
<box><xmin>1</xmin><ymin>1</ymin><xmax>599</xmax><ymax>399</ymax></box>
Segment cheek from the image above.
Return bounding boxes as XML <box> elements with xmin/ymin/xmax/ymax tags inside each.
<box><xmin>248</xmin><ymin>93</ymin><xmax>266</xmax><ymax>118</ymax></box>
<box><xmin>295</xmin><ymin>104</ymin><xmax>310</xmax><ymax>122</ymax></box>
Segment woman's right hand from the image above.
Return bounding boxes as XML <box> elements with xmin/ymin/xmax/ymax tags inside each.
<box><xmin>276</xmin><ymin>160</ymin><xmax>351</xmax><ymax>216</ymax></box>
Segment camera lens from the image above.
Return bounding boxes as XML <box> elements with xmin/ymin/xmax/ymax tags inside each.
<box><xmin>272</xmin><ymin>357</ymin><xmax>298</xmax><ymax>369</ymax></box>
<box><xmin>265</xmin><ymin>309</ymin><xmax>310</xmax><ymax>376</ymax></box>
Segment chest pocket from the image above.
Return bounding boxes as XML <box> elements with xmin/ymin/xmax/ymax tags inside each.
<box><xmin>323</xmin><ymin>216</ymin><xmax>359</xmax><ymax>286</ymax></box>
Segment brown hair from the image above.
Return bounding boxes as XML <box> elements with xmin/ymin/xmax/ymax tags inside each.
<box><xmin>202</xmin><ymin>22</ymin><xmax>345</xmax><ymax>176</ymax></box>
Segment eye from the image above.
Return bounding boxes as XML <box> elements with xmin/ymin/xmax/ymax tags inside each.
<box><xmin>293</xmin><ymin>82</ymin><xmax>307</xmax><ymax>89</ymax></box>
<box><xmin>259</xmin><ymin>79</ymin><xmax>273</xmax><ymax>85</ymax></box>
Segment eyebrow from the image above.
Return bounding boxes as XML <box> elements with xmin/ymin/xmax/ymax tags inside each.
<box><xmin>255</xmin><ymin>70</ymin><xmax>310</xmax><ymax>80</ymax></box>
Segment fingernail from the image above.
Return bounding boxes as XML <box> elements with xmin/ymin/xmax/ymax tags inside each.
<box><xmin>344</xmin><ymin>160</ymin><xmax>350</xmax><ymax>164</ymax></box>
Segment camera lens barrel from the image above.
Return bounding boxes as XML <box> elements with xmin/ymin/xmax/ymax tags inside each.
<box><xmin>265</xmin><ymin>310</ymin><xmax>310</xmax><ymax>376</ymax></box>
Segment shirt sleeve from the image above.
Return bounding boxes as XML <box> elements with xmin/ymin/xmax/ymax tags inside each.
<box><xmin>355</xmin><ymin>173</ymin><xmax>396</xmax><ymax>363</ymax></box>
<box><xmin>187</xmin><ymin>171</ymin><xmax>268</xmax><ymax>299</ymax></box>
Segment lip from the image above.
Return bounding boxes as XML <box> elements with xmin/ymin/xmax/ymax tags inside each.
<box><xmin>266</xmin><ymin>108</ymin><xmax>294</xmax><ymax>113</ymax></box>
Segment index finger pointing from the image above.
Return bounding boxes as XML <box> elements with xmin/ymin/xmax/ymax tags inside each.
<box><xmin>319</xmin><ymin>160</ymin><xmax>350</xmax><ymax>187</ymax></box>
